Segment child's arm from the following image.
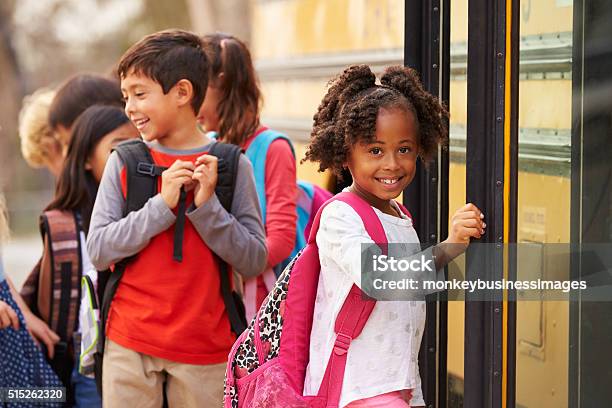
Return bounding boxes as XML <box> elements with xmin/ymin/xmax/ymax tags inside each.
<box><xmin>4</xmin><ymin>277</ymin><xmax>59</xmax><ymax>357</ymax></box>
<box><xmin>87</xmin><ymin>152</ymin><xmax>177</xmax><ymax>270</ymax></box>
<box><xmin>188</xmin><ymin>155</ymin><xmax>268</xmax><ymax>278</ymax></box>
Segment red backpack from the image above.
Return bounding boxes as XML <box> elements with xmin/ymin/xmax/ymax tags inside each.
<box><xmin>223</xmin><ymin>191</ymin><xmax>411</xmax><ymax>408</ymax></box>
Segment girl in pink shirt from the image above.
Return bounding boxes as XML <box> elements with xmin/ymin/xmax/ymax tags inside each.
<box><xmin>198</xmin><ymin>33</ymin><xmax>298</xmax><ymax>314</ymax></box>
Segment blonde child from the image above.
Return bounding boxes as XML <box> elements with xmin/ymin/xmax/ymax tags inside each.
<box><xmin>18</xmin><ymin>88</ymin><xmax>63</xmax><ymax>177</ymax></box>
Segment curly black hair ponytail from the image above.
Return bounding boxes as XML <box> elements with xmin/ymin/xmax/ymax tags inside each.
<box><xmin>306</xmin><ymin>65</ymin><xmax>376</xmax><ymax>174</ymax></box>
<box><xmin>380</xmin><ymin>66</ymin><xmax>448</xmax><ymax>161</ymax></box>
<box><xmin>305</xmin><ymin>64</ymin><xmax>448</xmax><ymax>176</ymax></box>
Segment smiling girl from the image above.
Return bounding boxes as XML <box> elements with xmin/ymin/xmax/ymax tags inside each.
<box><xmin>302</xmin><ymin>65</ymin><xmax>485</xmax><ymax>407</ymax></box>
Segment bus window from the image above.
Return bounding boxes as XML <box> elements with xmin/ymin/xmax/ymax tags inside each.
<box><xmin>517</xmin><ymin>0</ymin><xmax>612</xmax><ymax>406</ymax></box>
<box><xmin>516</xmin><ymin>0</ymin><xmax>572</xmax><ymax>406</ymax></box>
<box><xmin>569</xmin><ymin>1</ymin><xmax>612</xmax><ymax>406</ymax></box>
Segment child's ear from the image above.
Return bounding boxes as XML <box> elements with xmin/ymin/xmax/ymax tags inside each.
<box><xmin>84</xmin><ymin>160</ymin><xmax>93</xmax><ymax>171</ymax></box>
<box><xmin>174</xmin><ymin>79</ymin><xmax>194</xmax><ymax>107</ymax></box>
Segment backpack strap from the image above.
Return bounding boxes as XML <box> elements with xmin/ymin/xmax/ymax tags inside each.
<box><xmin>96</xmin><ymin>140</ymin><xmax>164</xmax><ymax>392</ymax></box>
<box><xmin>244</xmin><ymin>129</ymin><xmax>295</xmax><ymax>224</ymax></box>
<box><xmin>208</xmin><ymin>142</ymin><xmax>247</xmax><ymax>336</ymax></box>
<box><xmin>115</xmin><ymin>139</ymin><xmax>162</xmax><ymax>212</ymax></box>
<box><xmin>311</xmin><ymin>192</ymin><xmax>392</xmax><ymax>408</ymax></box>
<box><xmin>208</xmin><ymin>142</ymin><xmax>241</xmax><ymax>211</ymax></box>
<box><xmin>307</xmin><ymin>192</ymin><xmax>389</xmax><ymax>247</ymax></box>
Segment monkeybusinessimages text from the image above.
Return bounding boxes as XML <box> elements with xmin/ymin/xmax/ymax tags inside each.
<box><xmin>370</xmin><ymin>254</ymin><xmax>587</xmax><ymax>293</ymax></box>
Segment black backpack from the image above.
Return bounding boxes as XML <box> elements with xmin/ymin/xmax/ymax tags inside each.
<box><xmin>94</xmin><ymin>139</ymin><xmax>247</xmax><ymax>391</ymax></box>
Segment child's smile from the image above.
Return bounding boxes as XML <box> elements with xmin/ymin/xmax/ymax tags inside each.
<box><xmin>347</xmin><ymin>107</ymin><xmax>419</xmax><ymax>214</ymax></box>
<box><xmin>375</xmin><ymin>176</ymin><xmax>404</xmax><ymax>188</ymax></box>
<box><xmin>132</xmin><ymin>117</ymin><xmax>150</xmax><ymax>131</ymax></box>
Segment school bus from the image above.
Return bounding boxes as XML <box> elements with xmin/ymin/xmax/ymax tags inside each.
<box><xmin>250</xmin><ymin>0</ymin><xmax>612</xmax><ymax>407</ymax></box>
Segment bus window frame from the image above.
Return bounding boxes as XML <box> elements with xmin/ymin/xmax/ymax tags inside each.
<box><xmin>463</xmin><ymin>0</ymin><xmax>519</xmax><ymax>406</ymax></box>
<box><xmin>404</xmin><ymin>0</ymin><xmax>450</xmax><ymax>407</ymax></box>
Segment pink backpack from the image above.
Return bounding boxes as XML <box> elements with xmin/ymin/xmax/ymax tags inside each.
<box><xmin>224</xmin><ymin>191</ymin><xmax>411</xmax><ymax>408</ymax></box>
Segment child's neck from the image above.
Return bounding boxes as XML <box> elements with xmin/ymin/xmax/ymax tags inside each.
<box><xmin>157</xmin><ymin>120</ymin><xmax>210</xmax><ymax>150</ymax></box>
<box><xmin>348</xmin><ymin>184</ymin><xmax>400</xmax><ymax>217</ymax></box>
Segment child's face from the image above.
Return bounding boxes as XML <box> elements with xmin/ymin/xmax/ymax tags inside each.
<box><xmin>121</xmin><ymin>71</ymin><xmax>179</xmax><ymax>143</ymax></box>
<box><xmin>346</xmin><ymin>107</ymin><xmax>419</xmax><ymax>206</ymax></box>
<box><xmin>87</xmin><ymin>122</ymin><xmax>139</xmax><ymax>183</ymax></box>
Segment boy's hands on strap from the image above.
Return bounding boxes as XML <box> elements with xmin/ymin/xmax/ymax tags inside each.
<box><xmin>161</xmin><ymin>160</ymin><xmax>196</xmax><ymax>209</ymax></box>
<box><xmin>193</xmin><ymin>154</ymin><xmax>218</xmax><ymax>208</ymax></box>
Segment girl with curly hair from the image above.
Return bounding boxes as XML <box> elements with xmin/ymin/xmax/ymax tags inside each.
<box><xmin>303</xmin><ymin>65</ymin><xmax>485</xmax><ymax>407</ymax></box>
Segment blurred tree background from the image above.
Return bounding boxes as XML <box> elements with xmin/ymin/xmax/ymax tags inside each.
<box><xmin>0</xmin><ymin>0</ymin><xmax>249</xmax><ymax>235</ymax></box>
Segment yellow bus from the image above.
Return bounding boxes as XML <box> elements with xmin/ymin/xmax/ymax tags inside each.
<box><xmin>250</xmin><ymin>0</ymin><xmax>612</xmax><ymax>407</ymax></box>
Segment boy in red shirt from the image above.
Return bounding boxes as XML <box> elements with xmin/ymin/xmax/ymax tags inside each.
<box><xmin>87</xmin><ymin>30</ymin><xmax>267</xmax><ymax>407</ymax></box>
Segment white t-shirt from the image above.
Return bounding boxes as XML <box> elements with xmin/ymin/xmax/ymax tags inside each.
<box><xmin>303</xmin><ymin>199</ymin><xmax>426</xmax><ymax>407</ymax></box>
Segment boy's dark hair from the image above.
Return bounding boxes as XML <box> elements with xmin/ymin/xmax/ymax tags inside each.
<box><xmin>47</xmin><ymin>105</ymin><xmax>131</xmax><ymax>232</ymax></box>
<box><xmin>49</xmin><ymin>74</ymin><xmax>123</xmax><ymax>130</ymax></box>
<box><xmin>117</xmin><ymin>29</ymin><xmax>208</xmax><ymax>115</ymax></box>
<box><xmin>201</xmin><ymin>33</ymin><xmax>262</xmax><ymax>145</ymax></box>
<box><xmin>304</xmin><ymin>65</ymin><xmax>449</xmax><ymax>177</ymax></box>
